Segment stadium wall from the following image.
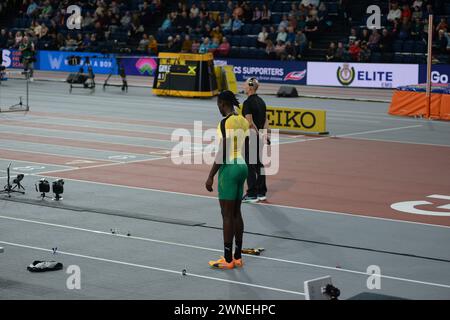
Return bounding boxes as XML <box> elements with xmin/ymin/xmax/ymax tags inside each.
<box><xmin>2</xmin><ymin>49</ymin><xmax>450</xmax><ymax>89</ymax></box>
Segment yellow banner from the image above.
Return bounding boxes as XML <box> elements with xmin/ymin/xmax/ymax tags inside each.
<box><xmin>237</xmin><ymin>105</ymin><xmax>328</xmax><ymax>134</ymax></box>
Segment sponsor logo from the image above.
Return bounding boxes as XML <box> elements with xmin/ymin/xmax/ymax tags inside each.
<box><xmin>431</xmin><ymin>71</ymin><xmax>449</xmax><ymax>84</ymax></box>
<box><xmin>284</xmin><ymin>70</ymin><xmax>306</xmax><ymax>81</ymax></box>
<box><xmin>337</xmin><ymin>63</ymin><xmax>355</xmax><ymax>85</ymax></box>
<box><xmin>135</xmin><ymin>58</ymin><xmax>157</xmax><ymax>75</ymax></box>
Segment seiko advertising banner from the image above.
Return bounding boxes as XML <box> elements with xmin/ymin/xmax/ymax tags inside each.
<box><xmin>38</xmin><ymin>51</ymin><xmax>117</xmax><ymax>74</ymax></box>
<box><xmin>214</xmin><ymin>58</ymin><xmax>307</xmax><ymax>85</ymax></box>
<box><xmin>307</xmin><ymin>62</ymin><xmax>419</xmax><ymax>88</ymax></box>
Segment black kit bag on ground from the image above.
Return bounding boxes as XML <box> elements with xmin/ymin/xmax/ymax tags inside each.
<box><xmin>27</xmin><ymin>260</ymin><xmax>63</xmax><ymax>272</ymax></box>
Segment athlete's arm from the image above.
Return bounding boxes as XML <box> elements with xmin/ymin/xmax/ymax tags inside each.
<box><xmin>205</xmin><ymin>161</ymin><xmax>221</xmax><ymax>192</ymax></box>
<box><xmin>245</xmin><ymin>114</ymin><xmax>258</xmax><ymax>132</ymax></box>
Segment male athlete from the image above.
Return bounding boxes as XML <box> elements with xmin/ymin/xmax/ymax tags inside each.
<box><xmin>241</xmin><ymin>77</ymin><xmax>269</xmax><ymax>203</ymax></box>
<box><xmin>205</xmin><ymin>90</ymin><xmax>249</xmax><ymax>269</ymax></box>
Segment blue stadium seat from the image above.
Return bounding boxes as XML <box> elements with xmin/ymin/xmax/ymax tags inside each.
<box><xmin>247</xmin><ymin>37</ymin><xmax>258</xmax><ymax>47</ymax></box>
<box><xmin>392</xmin><ymin>40</ymin><xmax>403</xmax><ymax>52</ymax></box>
<box><xmin>402</xmin><ymin>40</ymin><xmax>414</xmax><ymax>53</ymax></box>
<box><xmin>370</xmin><ymin>52</ymin><xmax>382</xmax><ymax>63</ymax></box>
<box><xmin>230</xmin><ymin>47</ymin><xmax>240</xmax><ymax>58</ymax></box>
<box><xmin>247</xmin><ymin>47</ymin><xmax>258</xmax><ymax>59</ymax></box>
<box><xmin>229</xmin><ymin>35</ymin><xmax>241</xmax><ymax>47</ymax></box>
<box><xmin>256</xmin><ymin>48</ymin><xmax>267</xmax><ymax>59</ymax></box>
<box><xmin>393</xmin><ymin>54</ymin><xmax>403</xmax><ymax>63</ymax></box>
<box><xmin>240</xmin><ymin>47</ymin><xmax>250</xmax><ymax>58</ymax></box>
<box><xmin>403</xmin><ymin>55</ymin><xmax>415</xmax><ymax>63</ymax></box>
<box><xmin>242</xmin><ymin>24</ymin><xmax>252</xmax><ymax>35</ymax></box>
<box><xmin>271</xmin><ymin>2</ymin><xmax>283</xmax><ymax>13</ymax></box>
<box><xmin>414</xmin><ymin>41</ymin><xmax>427</xmax><ymax>53</ymax></box>
<box><xmin>251</xmin><ymin>24</ymin><xmax>262</xmax><ymax>35</ymax></box>
<box><xmin>271</xmin><ymin>13</ymin><xmax>282</xmax><ymax>24</ymax></box>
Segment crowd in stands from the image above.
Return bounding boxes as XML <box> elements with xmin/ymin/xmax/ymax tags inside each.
<box><xmin>323</xmin><ymin>0</ymin><xmax>450</xmax><ymax>63</ymax></box>
<box><xmin>0</xmin><ymin>0</ymin><xmax>449</xmax><ymax>63</ymax></box>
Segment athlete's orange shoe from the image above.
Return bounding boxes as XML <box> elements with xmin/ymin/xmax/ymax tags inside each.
<box><xmin>233</xmin><ymin>257</ymin><xmax>244</xmax><ymax>268</ymax></box>
<box><xmin>208</xmin><ymin>256</ymin><xmax>235</xmax><ymax>269</ymax></box>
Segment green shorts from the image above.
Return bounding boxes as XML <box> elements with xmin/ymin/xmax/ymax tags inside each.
<box><xmin>218</xmin><ymin>158</ymin><xmax>248</xmax><ymax>200</ymax></box>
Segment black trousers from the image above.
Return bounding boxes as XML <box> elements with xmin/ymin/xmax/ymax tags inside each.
<box><xmin>245</xmin><ymin>135</ymin><xmax>267</xmax><ymax>197</ymax></box>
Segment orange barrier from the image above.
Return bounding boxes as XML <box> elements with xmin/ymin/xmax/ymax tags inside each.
<box><xmin>389</xmin><ymin>90</ymin><xmax>450</xmax><ymax>120</ymax></box>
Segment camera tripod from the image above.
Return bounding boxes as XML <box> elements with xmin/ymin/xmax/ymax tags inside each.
<box><xmin>103</xmin><ymin>57</ymin><xmax>128</xmax><ymax>92</ymax></box>
<box><xmin>0</xmin><ymin>163</ymin><xmax>25</xmax><ymax>198</ymax></box>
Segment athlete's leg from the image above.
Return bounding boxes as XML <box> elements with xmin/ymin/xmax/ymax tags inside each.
<box><xmin>220</xmin><ymin>199</ymin><xmax>236</xmax><ymax>263</ymax></box>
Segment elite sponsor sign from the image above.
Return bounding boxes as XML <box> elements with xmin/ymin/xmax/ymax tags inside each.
<box><xmin>307</xmin><ymin>62</ymin><xmax>418</xmax><ymax>88</ymax></box>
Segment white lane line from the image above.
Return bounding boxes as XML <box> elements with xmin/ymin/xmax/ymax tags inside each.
<box><xmin>428</xmin><ymin>195</ymin><xmax>450</xmax><ymax>201</ymax></box>
<box><xmin>344</xmin><ymin>136</ymin><xmax>450</xmax><ymax>148</ymax></box>
<box><xmin>0</xmin><ymin>147</ymin><xmax>123</xmax><ymax>164</ymax></box>
<box><xmin>337</xmin><ymin>125</ymin><xmax>424</xmax><ymax>137</ymax></box>
<box><xmin>0</xmin><ymin>157</ymin><xmax>77</xmax><ymax>170</ymax></box>
<box><xmin>19</xmin><ymin>169</ymin><xmax>450</xmax><ymax>230</ymax></box>
<box><xmin>0</xmin><ymin>240</ymin><xmax>305</xmax><ymax>297</ymax></box>
<box><xmin>1</xmin><ymin>214</ymin><xmax>450</xmax><ymax>290</ymax></box>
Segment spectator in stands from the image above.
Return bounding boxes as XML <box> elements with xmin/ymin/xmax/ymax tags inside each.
<box><xmin>190</xmin><ymin>3</ymin><xmax>199</xmax><ymax>18</ymax></box>
<box><xmin>411</xmin><ymin>5</ymin><xmax>422</xmax><ymax>21</ymax></box>
<box><xmin>82</xmin><ymin>33</ymin><xmax>91</xmax><ymax>51</ymax></box>
<box><xmin>222</xmin><ymin>13</ymin><xmax>232</xmax><ymax>33</ymax></box>
<box><xmin>148</xmin><ymin>35</ymin><xmax>158</xmax><ymax>55</ymax></box>
<box><xmin>257</xmin><ymin>26</ymin><xmax>268</xmax><ymax>48</ymax></box>
<box><xmin>282</xmin><ymin>41</ymin><xmax>296</xmax><ymax>61</ymax></box>
<box><xmin>304</xmin><ymin>15</ymin><xmax>319</xmax><ymax>48</ymax></box>
<box><xmin>268</xmin><ymin>26</ymin><xmax>277</xmax><ymax>43</ymax></box>
<box><xmin>191</xmin><ymin>39</ymin><xmax>200</xmax><ymax>53</ymax></box>
<box><xmin>199</xmin><ymin>37</ymin><xmax>211</xmax><ymax>54</ymax></box>
<box><xmin>242</xmin><ymin>2</ymin><xmax>252</xmax><ymax>23</ymax></box>
<box><xmin>137</xmin><ymin>34</ymin><xmax>150</xmax><ymax>53</ymax></box>
<box><xmin>225</xmin><ymin>0</ymin><xmax>234</xmax><ymax>17</ymax></box>
<box><xmin>411</xmin><ymin>17</ymin><xmax>423</xmax><ymax>40</ymax></box>
<box><xmin>399</xmin><ymin>16</ymin><xmax>412</xmax><ymax>40</ymax></box>
<box><xmin>361</xmin><ymin>28</ymin><xmax>370</xmax><ymax>43</ymax></box>
<box><xmin>210</xmin><ymin>38</ymin><xmax>220</xmax><ymax>53</ymax></box>
<box><xmin>436</xmin><ymin>18</ymin><xmax>448</xmax><ymax>33</ymax></box>
<box><xmin>265</xmin><ymin>39</ymin><xmax>276</xmax><ymax>59</ymax></box>
<box><xmin>207</xmin><ymin>12</ymin><xmax>219</xmax><ymax>29</ymax></box>
<box><xmin>437</xmin><ymin>29</ymin><xmax>448</xmax><ymax>53</ymax></box>
<box><xmin>379</xmin><ymin>28</ymin><xmax>393</xmax><ymax>52</ymax></box>
<box><xmin>252</xmin><ymin>6</ymin><xmax>262</xmax><ymax>23</ymax></box>
<box><xmin>0</xmin><ymin>29</ymin><xmax>7</xmax><ymax>48</ymax></box>
<box><xmin>412</xmin><ymin>0</ymin><xmax>423</xmax><ymax>10</ymax></box>
<box><xmin>75</xmin><ymin>33</ymin><xmax>85</xmax><ymax>51</ymax></box>
<box><xmin>173</xmin><ymin>34</ymin><xmax>182</xmax><ymax>52</ymax></box>
<box><xmin>318</xmin><ymin>2</ymin><xmax>330</xmax><ymax>29</ymax></box>
<box><xmin>349</xmin><ymin>40</ymin><xmax>361</xmax><ymax>61</ymax></box>
<box><xmin>26</xmin><ymin>0</ymin><xmax>38</xmax><ymax>18</ymax></box>
<box><xmin>387</xmin><ymin>3</ymin><xmax>401</xmax><ymax>24</ymax></box>
<box><xmin>232</xmin><ymin>3</ymin><xmax>244</xmax><ymax>20</ymax></box>
<box><xmin>181</xmin><ymin>34</ymin><xmax>192</xmax><ymax>53</ymax></box>
<box><xmin>15</xmin><ymin>31</ymin><xmax>23</xmax><ymax>48</ymax></box>
<box><xmin>160</xmin><ymin>13</ymin><xmax>172</xmax><ymax>31</ymax></box>
<box><xmin>368</xmin><ymin>28</ymin><xmax>381</xmax><ymax>50</ymax></box>
<box><xmin>165</xmin><ymin>36</ymin><xmax>175</xmax><ymax>52</ymax></box>
<box><xmin>301</xmin><ymin>0</ymin><xmax>320</xmax><ymax>8</ymax></box>
<box><xmin>261</xmin><ymin>4</ymin><xmax>271</xmax><ymax>24</ymax></box>
<box><xmin>286</xmin><ymin>26</ymin><xmax>296</xmax><ymax>44</ymax></box>
<box><xmin>6</xmin><ymin>31</ymin><xmax>15</xmax><ymax>48</ymax></box>
<box><xmin>298</xmin><ymin>4</ymin><xmax>308</xmax><ymax>20</ymax></box>
<box><xmin>335</xmin><ymin>41</ymin><xmax>345</xmax><ymax>61</ymax></box>
<box><xmin>40</xmin><ymin>0</ymin><xmax>53</xmax><ymax>19</ymax></box>
<box><xmin>276</xmin><ymin>27</ymin><xmax>287</xmax><ymax>43</ymax></box>
<box><xmin>348</xmin><ymin>27</ymin><xmax>358</xmax><ymax>43</ymax></box>
<box><xmin>232</xmin><ymin>17</ymin><xmax>243</xmax><ymax>34</ymax></box>
<box><xmin>360</xmin><ymin>41</ymin><xmax>370</xmax><ymax>62</ymax></box>
<box><xmin>446</xmin><ymin>30</ymin><xmax>450</xmax><ymax>54</ymax></box>
<box><xmin>60</xmin><ymin>34</ymin><xmax>78</xmax><ymax>51</ymax></box>
<box><xmin>278</xmin><ymin>15</ymin><xmax>289</xmax><ymax>32</ymax></box>
<box><xmin>83</xmin><ymin>11</ymin><xmax>95</xmax><ymax>29</ymax></box>
<box><xmin>274</xmin><ymin>40</ymin><xmax>286</xmax><ymax>59</ymax></box>
<box><xmin>295</xmin><ymin>29</ymin><xmax>307</xmax><ymax>58</ymax></box>
<box><xmin>216</xmin><ymin>37</ymin><xmax>230</xmax><ymax>57</ymax></box>
<box><xmin>210</xmin><ymin>26</ymin><xmax>223</xmax><ymax>43</ymax></box>
<box><xmin>297</xmin><ymin>15</ymin><xmax>306</xmax><ymax>30</ymax></box>
<box><xmin>422</xmin><ymin>3</ymin><xmax>433</xmax><ymax>19</ymax></box>
<box><xmin>401</xmin><ymin>4</ymin><xmax>411</xmax><ymax>21</ymax></box>
<box><xmin>325</xmin><ymin>42</ymin><xmax>336</xmax><ymax>61</ymax></box>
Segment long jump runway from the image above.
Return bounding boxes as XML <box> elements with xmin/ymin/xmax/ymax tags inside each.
<box><xmin>0</xmin><ymin>80</ymin><xmax>449</xmax><ymax>299</ymax></box>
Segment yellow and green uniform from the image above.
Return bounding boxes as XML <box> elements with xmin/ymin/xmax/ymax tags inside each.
<box><xmin>217</xmin><ymin>113</ymin><xmax>249</xmax><ymax>200</ymax></box>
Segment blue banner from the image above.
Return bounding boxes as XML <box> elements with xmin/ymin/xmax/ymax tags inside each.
<box><xmin>418</xmin><ymin>64</ymin><xmax>450</xmax><ymax>84</ymax></box>
<box><xmin>37</xmin><ymin>51</ymin><xmax>117</xmax><ymax>74</ymax></box>
<box><xmin>119</xmin><ymin>56</ymin><xmax>157</xmax><ymax>76</ymax></box>
<box><xmin>214</xmin><ymin>58</ymin><xmax>307</xmax><ymax>85</ymax></box>
<box><xmin>1</xmin><ymin>49</ymin><xmax>24</xmax><ymax>68</ymax></box>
